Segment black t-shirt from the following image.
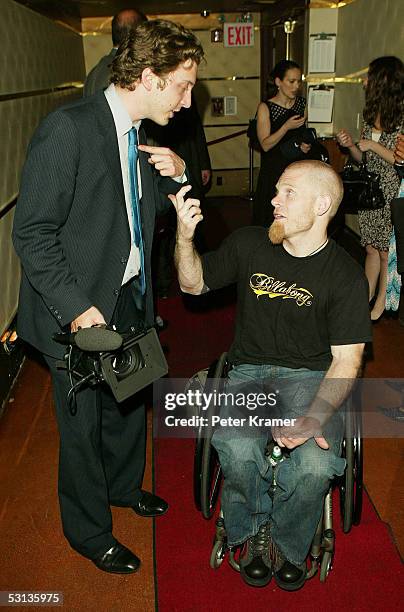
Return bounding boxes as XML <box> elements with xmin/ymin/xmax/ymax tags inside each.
<box><xmin>202</xmin><ymin>227</ymin><xmax>372</xmax><ymax>371</ymax></box>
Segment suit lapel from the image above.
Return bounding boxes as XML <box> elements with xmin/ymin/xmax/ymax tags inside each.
<box><xmin>138</xmin><ymin>126</ymin><xmax>156</xmax><ymax>249</ymax></box>
<box><xmin>93</xmin><ymin>93</ymin><xmax>126</xmax><ymax>208</ymax></box>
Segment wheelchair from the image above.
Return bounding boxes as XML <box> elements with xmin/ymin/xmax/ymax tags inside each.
<box><xmin>190</xmin><ymin>353</ymin><xmax>363</xmax><ymax>583</ymax></box>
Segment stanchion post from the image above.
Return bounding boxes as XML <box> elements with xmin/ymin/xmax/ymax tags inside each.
<box><xmin>246</xmin><ymin>143</ymin><xmax>254</xmax><ymax>201</ymax></box>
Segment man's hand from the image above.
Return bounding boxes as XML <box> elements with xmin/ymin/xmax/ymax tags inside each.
<box><xmin>138</xmin><ymin>144</ymin><xmax>186</xmax><ymax>178</ymax></box>
<box><xmin>70</xmin><ymin>306</ymin><xmax>106</xmax><ymax>332</ymax></box>
<box><xmin>300</xmin><ymin>142</ymin><xmax>312</xmax><ymax>154</ymax></box>
<box><xmin>169</xmin><ymin>184</ymin><xmax>203</xmax><ymax>242</ymax></box>
<box><xmin>272</xmin><ymin>416</ymin><xmax>329</xmax><ymax>450</ymax></box>
<box><xmin>201</xmin><ymin>169</ymin><xmax>211</xmax><ymax>186</ymax></box>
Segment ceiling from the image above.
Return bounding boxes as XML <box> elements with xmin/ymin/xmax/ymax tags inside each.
<box><xmin>14</xmin><ymin>0</ymin><xmax>308</xmax><ymax>30</ymax></box>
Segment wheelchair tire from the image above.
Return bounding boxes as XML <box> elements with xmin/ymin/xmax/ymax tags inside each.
<box><xmin>319</xmin><ymin>551</ymin><xmax>333</xmax><ymax>583</ymax></box>
<box><xmin>201</xmin><ymin>353</ymin><xmax>228</xmax><ymax>519</ymax></box>
<box><xmin>340</xmin><ymin>408</ymin><xmax>354</xmax><ymax>533</ymax></box>
<box><xmin>193</xmin><ymin>361</ymin><xmax>222</xmax><ymax>512</ymax></box>
<box><xmin>193</xmin><ymin>420</ymin><xmax>204</xmax><ymax>511</ymax></box>
<box><xmin>353</xmin><ymin>393</ymin><xmax>363</xmax><ymax>526</ymax></box>
<box><xmin>210</xmin><ymin>539</ymin><xmax>226</xmax><ymax>569</ymax></box>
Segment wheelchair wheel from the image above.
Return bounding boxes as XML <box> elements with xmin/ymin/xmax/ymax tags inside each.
<box><xmin>319</xmin><ymin>551</ymin><xmax>333</xmax><ymax>583</ymax></box>
<box><xmin>193</xmin><ymin>360</ymin><xmax>221</xmax><ymax>511</ymax></box>
<box><xmin>192</xmin><ymin>369</ymin><xmax>209</xmax><ymax>511</ymax></box>
<box><xmin>193</xmin><ymin>416</ymin><xmax>204</xmax><ymax>511</ymax></box>
<box><xmin>340</xmin><ymin>407</ymin><xmax>354</xmax><ymax>533</ymax></box>
<box><xmin>210</xmin><ymin>539</ymin><xmax>227</xmax><ymax>569</ymax></box>
<box><xmin>201</xmin><ymin>353</ymin><xmax>228</xmax><ymax>519</ymax></box>
<box><xmin>353</xmin><ymin>391</ymin><xmax>363</xmax><ymax>526</ymax></box>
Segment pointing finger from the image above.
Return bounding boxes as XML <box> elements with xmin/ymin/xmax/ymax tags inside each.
<box><xmin>138</xmin><ymin>144</ymin><xmax>170</xmax><ymax>155</ymax></box>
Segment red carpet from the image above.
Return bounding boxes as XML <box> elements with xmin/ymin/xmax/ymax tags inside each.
<box><xmin>154</xmin><ymin>295</ymin><xmax>404</xmax><ymax>611</ymax></box>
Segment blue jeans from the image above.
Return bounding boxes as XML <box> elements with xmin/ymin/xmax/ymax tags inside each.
<box><xmin>211</xmin><ymin>363</ymin><xmax>346</xmax><ymax>566</ymax></box>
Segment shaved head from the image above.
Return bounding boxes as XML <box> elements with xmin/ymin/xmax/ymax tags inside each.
<box><xmin>288</xmin><ymin>160</ymin><xmax>344</xmax><ymax>219</ymax></box>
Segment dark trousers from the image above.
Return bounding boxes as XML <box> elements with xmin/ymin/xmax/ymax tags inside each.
<box><xmin>45</xmin><ymin>282</ymin><xmax>146</xmax><ymax>559</ymax></box>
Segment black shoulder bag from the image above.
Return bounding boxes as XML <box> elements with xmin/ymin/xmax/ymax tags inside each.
<box><xmin>340</xmin><ymin>151</ymin><xmax>385</xmax><ymax>213</ymax></box>
<box><xmin>247</xmin><ymin>112</ymin><xmax>261</xmax><ymax>151</ymax></box>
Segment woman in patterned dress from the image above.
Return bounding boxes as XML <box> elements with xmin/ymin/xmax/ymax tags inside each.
<box><xmin>337</xmin><ymin>56</ymin><xmax>404</xmax><ymax>321</ymax></box>
<box><xmin>253</xmin><ymin>60</ymin><xmax>309</xmax><ymax>227</ymax></box>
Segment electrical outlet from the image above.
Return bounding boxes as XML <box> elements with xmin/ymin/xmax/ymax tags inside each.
<box><xmin>217</xmin><ymin>176</ymin><xmax>223</xmax><ymax>186</ymax></box>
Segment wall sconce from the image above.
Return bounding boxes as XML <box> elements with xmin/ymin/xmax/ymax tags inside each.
<box><xmin>284</xmin><ymin>18</ymin><xmax>298</xmax><ymax>60</ymax></box>
<box><xmin>211</xmin><ymin>27</ymin><xmax>223</xmax><ymax>43</ymax></box>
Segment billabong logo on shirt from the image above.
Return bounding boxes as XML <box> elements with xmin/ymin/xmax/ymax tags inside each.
<box><xmin>250</xmin><ymin>273</ymin><xmax>313</xmax><ymax>307</ymax></box>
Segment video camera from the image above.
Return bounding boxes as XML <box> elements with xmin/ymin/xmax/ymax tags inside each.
<box><xmin>54</xmin><ymin>326</ymin><xmax>168</xmax><ymax>408</ymax></box>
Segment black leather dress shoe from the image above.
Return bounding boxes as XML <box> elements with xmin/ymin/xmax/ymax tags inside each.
<box><xmin>132</xmin><ymin>491</ymin><xmax>168</xmax><ymax>517</ymax></box>
<box><xmin>92</xmin><ymin>543</ymin><xmax>140</xmax><ymax>574</ymax></box>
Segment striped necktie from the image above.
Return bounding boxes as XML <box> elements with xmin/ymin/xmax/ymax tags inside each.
<box><xmin>128</xmin><ymin>127</ymin><xmax>145</xmax><ymax>295</ymax></box>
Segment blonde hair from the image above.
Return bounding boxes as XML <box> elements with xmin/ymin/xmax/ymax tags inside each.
<box><xmin>289</xmin><ymin>160</ymin><xmax>343</xmax><ymax>219</ymax></box>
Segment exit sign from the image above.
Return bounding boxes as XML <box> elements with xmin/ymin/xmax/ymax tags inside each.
<box><xmin>223</xmin><ymin>23</ymin><xmax>254</xmax><ymax>47</ymax></box>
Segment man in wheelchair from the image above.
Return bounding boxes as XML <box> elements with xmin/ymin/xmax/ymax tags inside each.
<box><xmin>170</xmin><ymin>160</ymin><xmax>372</xmax><ymax>590</ymax></box>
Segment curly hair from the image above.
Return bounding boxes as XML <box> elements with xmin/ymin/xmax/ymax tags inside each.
<box><xmin>110</xmin><ymin>20</ymin><xmax>204</xmax><ymax>90</ymax></box>
<box><xmin>363</xmin><ymin>56</ymin><xmax>404</xmax><ymax>132</ymax></box>
<box><xmin>266</xmin><ymin>59</ymin><xmax>301</xmax><ymax>99</ymax></box>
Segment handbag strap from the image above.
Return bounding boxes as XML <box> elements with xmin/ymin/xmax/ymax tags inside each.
<box><xmin>361</xmin><ymin>150</ymin><xmax>367</xmax><ymax>170</ymax></box>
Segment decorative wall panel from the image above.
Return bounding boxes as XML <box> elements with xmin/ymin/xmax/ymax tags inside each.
<box><xmin>0</xmin><ymin>90</ymin><xmax>81</xmax><ymax>214</ymax></box>
<box><xmin>195</xmin><ymin>19</ymin><xmax>260</xmax><ymax>178</ymax></box>
<box><xmin>336</xmin><ymin>0</ymin><xmax>403</xmax><ymax>77</ymax></box>
<box><xmin>0</xmin><ymin>0</ymin><xmax>85</xmax><ymax>94</ymax></box>
<box><xmin>334</xmin><ymin>0</ymin><xmax>403</xmax><ymax>137</ymax></box>
<box><xmin>0</xmin><ymin>0</ymin><xmax>85</xmax><ymax>335</ymax></box>
<box><xmin>205</xmin><ymin>127</ymin><xmax>252</xmax><ymax>169</ymax></box>
<box><xmin>0</xmin><ymin>209</ymin><xmax>20</xmax><ymax>336</ymax></box>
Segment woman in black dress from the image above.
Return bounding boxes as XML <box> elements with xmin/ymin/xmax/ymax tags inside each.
<box><xmin>253</xmin><ymin>60</ymin><xmax>310</xmax><ymax>227</ymax></box>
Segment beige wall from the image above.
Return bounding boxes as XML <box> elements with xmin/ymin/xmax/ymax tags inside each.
<box><xmin>0</xmin><ymin>0</ymin><xmax>85</xmax><ymax>335</ymax></box>
<box><xmin>334</xmin><ymin>0</ymin><xmax>403</xmax><ymax>138</ymax></box>
<box><xmin>195</xmin><ymin>23</ymin><xmax>260</xmax><ymax>196</ymax></box>
<box><xmin>82</xmin><ymin>33</ymin><xmax>111</xmax><ymax>75</ymax></box>
<box><xmin>335</xmin><ymin>0</ymin><xmax>403</xmax><ymax>235</ymax></box>
<box><xmin>307</xmin><ymin>0</ymin><xmax>403</xmax><ymax>234</ymax></box>
<box><xmin>306</xmin><ymin>8</ymin><xmax>338</xmax><ymax>137</ymax></box>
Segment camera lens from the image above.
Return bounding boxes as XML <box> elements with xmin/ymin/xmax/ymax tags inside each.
<box><xmin>112</xmin><ymin>347</ymin><xmax>143</xmax><ymax>379</ymax></box>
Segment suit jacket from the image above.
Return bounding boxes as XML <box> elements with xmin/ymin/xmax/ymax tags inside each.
<box><xmin>83</xmin><ymin>48</ymin><xmax>117</xmax><ymax>97</ymax></box>
<box><xmin>145</xmin><ymin>94</ymin><xmax>211</xmax><ymax>200</ymax></box>
<box><xmin>13</xmin><ymin>91</ymin><xmax>180</xmax><ymax>357</ymax></box>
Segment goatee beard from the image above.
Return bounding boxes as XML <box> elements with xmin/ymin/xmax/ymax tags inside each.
<box><xmin>268</xmin><ymin>220</ymin><xmax>285</xmax><ymax>244</ymax></box>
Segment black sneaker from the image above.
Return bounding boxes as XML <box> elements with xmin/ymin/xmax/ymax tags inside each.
<box><xmin>270</xmin><ymin>537</ymin><xmax>306</xmax><ymax>591</ymax></box>
<box><xmin>239</xmin><ymin>522</ymin><xmax>272</xmax><ymax>587</ymax></box>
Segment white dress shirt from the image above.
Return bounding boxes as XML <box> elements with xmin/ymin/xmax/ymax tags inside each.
<box><xmin>104</xmin><ymin>83</ymin><xmax>186</xmax><ymax>286</ymax></box>
<box><xmin>104</xmin><ymin>83</ymin><xmax>144</xmax><ymax>285</ymax></box>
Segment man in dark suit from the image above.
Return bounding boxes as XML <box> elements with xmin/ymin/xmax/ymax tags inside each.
<box><xmin>83</xmin><ymin>8</ymin><xmax>147</xmax><ymax>97</ymax></box>
<box><xmin>13</xmin><ymin>20</ymin><xmax>204</xmax><ymax>574</ymax></box>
